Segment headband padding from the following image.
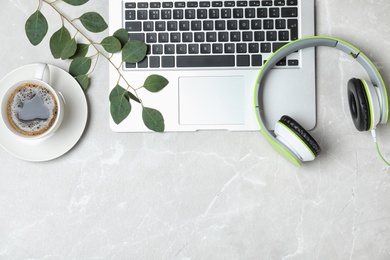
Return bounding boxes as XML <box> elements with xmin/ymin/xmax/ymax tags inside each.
<box><xmin>347</xmin><ymin>78</ymin><xmax>370</xmax><ymax>131</ymax></box>
<box><xmin>279</xmin><ymin>115</ymin><xmax>322</xmax><ymax>157</ymax></box>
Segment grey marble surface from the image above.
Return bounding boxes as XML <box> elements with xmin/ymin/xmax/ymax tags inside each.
<box><xmin>1</xmin><ymin>0</ymin><xmax>390</xmax><ymax>259</ymax></box>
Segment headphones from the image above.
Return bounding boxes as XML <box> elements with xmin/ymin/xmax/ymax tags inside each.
<box><xmin>254</xmin><ymin>36</ymin><xmax>389</xmax><ymax>167</ymax></box>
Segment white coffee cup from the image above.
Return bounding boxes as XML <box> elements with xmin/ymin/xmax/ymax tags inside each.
<box><xmin>1</xmin><ymin>63</ymin><xmax>65</xmax><ymax>141</ymax></box>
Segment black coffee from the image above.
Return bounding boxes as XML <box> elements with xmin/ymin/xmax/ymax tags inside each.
<box><xmin>6</xmin><ymin>83</ymin><xmax>58</xmax><ymax>136</ymax></box>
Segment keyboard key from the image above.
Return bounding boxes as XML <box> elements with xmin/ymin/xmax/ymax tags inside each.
<box><xmin>146</xmin><ymin>33</ymin><xmax>157</xmax><ymax>43</ymax></box>
<box><xmin>261</xmin><ymin>43</ymin><xmax>271</xmax><ymax>52</ymax></box>
<box><xmin>125</xmin><ymin>21</ymin><xmax>141</xmax><ymax>31</ymax></box>
<box><xmin>282</xmin><ymin>7</ymin><xmax>298</xmax><ymax>17</ymax></box>
<box><xmin>163</xmin><ymin>2</ymin><xmax>174</xmax><ymax>8</ymax></box>
<box><xmin>236</xmin><ymin>43</ymin><xmax>247</xmax><ymax>53</ymax></box>
<box><xmin>218</xmin><ymin>32</ymin><xmax>229</xmax><ymax>42</ymax></box>
<box><xmin>288</xmin><ymin>59</ymin><xmax>299</xmax><ymax>66</ymax></box>
<box><xmin>189</xmin><ymin>44</ymin><xmax>199</xmax><ymax>54</ymax></box>
<box><xmin>237</xmin><ymin>1</ymin><xmax>248</xmax><ymax>7</ymax></box>
<box><xmin>194</xmin><ymin>32</ymin><xmax>205</xmax><ymax>42</ymax></box>
<box><xmin>200</xmin><ymin>43</ymin><xmax>211</xmax><ymax>53</ymax></box>
<box><xmin>287</xmin><ymin>0</ymin><xmax>298</xmax><ymax>6</ymax></box>
<box><xmin>206</xmin><ymin>32</ymin><xmax>217</xmax><ymax>42</ymax></box>
<box><xmin>209</xmin><ymin>9</ymin><xmax>219</xmax><ymax>18</ymax></box>
<box><xmin>129</xmin><ymin>33</ymin><xmax>144</xmax><ymax>41</ymax></box>
<box><xmin>227</xmin><ymin>20</ymin><xmax>238</xmax><ymax>30</ymax></box>
<box><xmin>249</xmin><ymin>43</ymin><xmax>259</xmax><ymax>53</ymax></box>
<box><xmin>224</xmin><ymin>1</ymin><xmax>235</xmax><ymax>7</ymax></box>
<box><xmin>164</xmin><ymin>44</ymin><xmax>175</xmax><ymax>54</ymax></box>
<box><xmin>262</xmin><ymin>1</ymin><xmax>272</xmax><ymax>6</ymax></box>
<box><xmin>149</xmin><ymin>10</ymin><xmax>160</xmax><ymax>20</ymax></box>
<box><xmin>170</xmin><ymin>32</ymin><xmax>181</xmax><ymax>42</ymax></box>
<box><xmin>257</xmin><ymin>8</ymin><xmax>267</xmax><ymax>18</ymax></box>
<box><xmin>185</xmin><ymin>9</ymin><xmax>196</xmax><ymax>19</ymax></box>
<box><xmin>125</xmin><ymin>2</ymin><xmax>136</xmax><ymax>8</ymax></box>
<box><xmin>200</xmin><ymin>1</ymin><xmax>211</xmax><ymax>7</ymax></box>
<box><xmin>187</xmin><ymin>2</ymin><xmax>198</xmax><ymax>7</ymax></box>
<box><xmin>149</xmin><ymin>56</ymin><xmax>160</xmax><ymax>68</ymax></box>
<box><xmin>252</xmin><ymin>55</ymin><xmax>263</xmax><ymax>66</ymax></box>
<box><xmin>221</xmin><ymin>9</ymin><xmax>232</xmax><ymax>18</ymax></box>
<box><xmin>224</xmin><ymin>43</ymin><xmax>235</xmax><ymax>53</ymax></box>
<box><xmin>143</xmin><ymin>21</ymin><xmax>154</xmax><ymax>31</ymax></box>
<box><xmin>215</xmin><ymin>20</ymin><xmax>226</xmax><ymax>30</ymax></box>
<box><xmin>161</xmin><ymin>10</ymin><xmax>172</xmax><ymax>19</ymax></box>
<box><xmin>125</xmin><ymin>10</ymin><xmax>136</xmax><ymax>20</ymax></box>
<box><xmin>249</xmin><ymin>1</ymin><xmax>260</xmax><ymax>6</ymax></box>
<box><xmin>212</xmin><ymin>43</ymin><xmax>223</xmax><ymax>53</ymax></box>
<box><xmin>197</xmin><ymin>9</ymin><xmax>208</xmax><ymax>19</ymax></box>
<box><xmin>239</xmin><ymin>20</ymin><xmax>250</xmax><ymax>30</ymax></box>
<box><xmin>138</xmin><ymin>2</ymin><xmax>148</xmax><ymax>8</ymax></box>
<box><xmin>273</xmin><ymin>42</ymin><xmax>288</xmax><ymax>52</ymax></box>
<box><xmin>152</xmin><ymin>44</ymin><xmax>163</xmax><ymax>54</ymax></box>
<box><xmin>242</xmin><ymin>31</ymin><xmax>253</xmax><ymax>41</ymax></box>
<box><xmin>237</xmin><ymin>55</ymin><xmax>250</xmax><ymax>66</ymax></box>
<box><xmin>233</xmin><ymin>9</ymin><xmax>244</xmax><ymax>18</ymax></box>
<box><xmin>177</xmin><ymin>55</ymin><xmax>235</xmax><ymax>67</ymax></box>
<box><xmin>175</xmin><ymin>2</ymin><xmax>185</xmax><ymax>8</ymax></box>
<box><xmin>162</xmin><ymin>56</ymin><xmax>175</xmax><ymax>67</ymax></box>
<box><xmin>279</xmin><ymin>31</ymin><xmax>289</xmax><ymax>41</ymax></box>
<box><xmin>212</xmin><ymin>1</ymin><xmax>223</xmax><ymax>7</ymax></box>
<box><xmin>275</xmin><ymin>0</ymin><xmax>286</xmax><ymax>6</ymax></box>
<box><xmin>150</xmin><ymin>2</ymin><xmax>161</xmax><ymax>8</ymax></box>
<box><xmin>137</xmin><ymin>10</ymin><xmax>148</xmax><ymax>20</ymax></box>
<box><xmin>158</xmin><ymin>32</ymin><xmax>169</xmax><ymax>42</ymax></box>
<box><xmin>167</xmin><ymin>21</ymin><xmax>178</xmax><ymax>31</ymax></box>
<box><xmin>173</xmin><ymin>10</ymin><xmax>184</xmax><ymax>19</ymax></box>
<box><xmin>288</xmin><ymin>19</ymin><xmax>298</xmax><ymax>40</ymax></box>
<box><xmin>179</xmin><ymin>21</ymin><xmax>190</xmax><ymax>31</ymax></box>
<box><xmin>177</xmin><ymin>44</ymin><xmax>187</xmax><ymax>54</ymax></box>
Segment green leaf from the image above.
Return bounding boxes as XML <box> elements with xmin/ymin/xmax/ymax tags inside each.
<box><xmin>128</xmin><ymin>92</ymin><xmax>141</xmax><ymax>104</ymax></box>
<box><xmin>109</xmin><ymin>85</ymin><xmax>129</xmax><ymax>102</ymax></box>
<box><xmin>110</xmin><ymin>95</ymin><xmax>131</xmax><ymax>125</ymax></box>
<box><xmin>61</xmin><ymin>38</ymin><xmax>77</xmax><ymax>60</ymax></box>
<box><xmin>50</xmin><ymin>26</ymin><xmax>71</xmax><ymax>59</ymax></box>
<box><xmin>63</xmin><ymin>0</ymin><xmax>89</xmax><ymax>5</ymax></box>
<box><xmin>109</xmin><ymin>85</ymin><xmax>140</xmax><ymax>103</ymax></box>
<box><xmin>143</xmin><ymin>75</ymin><xmax>169</xmax><ymax>93</ymax></box>
<box><xmin>101</xmin><ymin>36</ymin><xmax>122</xmax><ymax>53</ymax></box>
<box><xmin>76</xmin><ymin>75</ymin><xmax>90</xmax><ymax>91</ymax></box>
<box><xmin>25</xmin><ymin>10</ymin><xmax>48</xmax><ymax>46</ymax></box>
<box><xmin>113</xmin><ymin>28</ymin><xmax>129</xmax><ymax>47</ymax></box>
<box><xmin>69</xmin><ymin>57</ymin><xmax>91</xmax><ymax>76</ymax></box>
<box><xmin>142</xmin><ymin>107</ymin><xmax>164</xmax><ymax>132</ymax></box>
<box><xmin>70</xmin><ymin>44</ymin><xmax>90</xmax><ymax>59</ymax></box>
<box><xmin>79</xmin><ymin>12</ymin><xmax>108</xmax><ymax>33</ymax></box>
<box><xmin>122</xmin><ymin>40</ymin><xmax>147</xmax><ymax>63</ymax></box>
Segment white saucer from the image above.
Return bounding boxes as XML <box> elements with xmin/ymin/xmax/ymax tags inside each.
<box><xmin>0</xmin><ymin>64</ymin><xmax>88</xmax><ymax>162</ymax></box>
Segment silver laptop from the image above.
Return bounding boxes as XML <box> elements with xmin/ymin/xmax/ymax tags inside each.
<box><xmin>108</xmin><ymin>0</ymin><xmax>316</xmax><ymax>132</ymax></box>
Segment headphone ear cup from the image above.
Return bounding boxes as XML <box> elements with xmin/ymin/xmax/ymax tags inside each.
<box><xmin>347</xmin><ymin>78</ymin><xmax>371</xmax><ymax>131</ymax></box>
<box><xmin>274</xmin><ymin>115</ymin><xmax>321</xmax><ymax>162</ymax></box>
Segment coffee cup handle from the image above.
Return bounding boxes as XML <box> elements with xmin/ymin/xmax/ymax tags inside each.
<box><xmin>35</xmin><ymin>63</ymin><xmax>50</xmax><ymax>84</ymax></box>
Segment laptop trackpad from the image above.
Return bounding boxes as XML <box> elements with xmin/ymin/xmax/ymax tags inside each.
<box><xmin>178</xmin><ymin>76</ymin><xmax>245</xmax><ymax>125</ymax></box>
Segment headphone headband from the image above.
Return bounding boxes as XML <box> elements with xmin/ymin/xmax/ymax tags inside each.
<box><xmin>254</xmin><ymin>36</ymin><xmax>389</xmax><ymax>166</ymax></box>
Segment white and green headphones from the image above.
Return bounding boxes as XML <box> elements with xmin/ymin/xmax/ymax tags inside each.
<box><xmin>254</xmin><ymin>36</ymin><xmax>389</xmax><ymax>167</ymax></box>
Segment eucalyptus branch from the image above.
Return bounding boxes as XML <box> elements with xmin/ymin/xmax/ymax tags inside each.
<box><xmin>24</xmin><ymin>0</ymin><xmax>168</xmax><ymax>132</ymax></box>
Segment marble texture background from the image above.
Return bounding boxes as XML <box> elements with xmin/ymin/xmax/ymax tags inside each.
<box><xmin>1</xmin><ymin>0</ymin><xmax>390</xmax><ymax>259</ymax></box>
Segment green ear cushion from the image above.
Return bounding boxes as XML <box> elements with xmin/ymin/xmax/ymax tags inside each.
<box><xmin>279</xmin><ymin>115</ymin><xmax>322</xmax><ymax>157</ymax></box>
<box><xmin>347</xmin><ymin>78</ymin><xmax>370</xmax><ymax>131</ymax></box>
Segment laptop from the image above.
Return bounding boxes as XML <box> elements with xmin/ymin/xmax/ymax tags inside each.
<box><xmin>108</xmin><ymin>0</ymin><xmax>316</xmax><ymax>132</ymax></box>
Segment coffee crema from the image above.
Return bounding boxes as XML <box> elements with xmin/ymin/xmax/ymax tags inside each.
<box><xmin>6</xmin><ymin>83</ymin><xmax>58</xmax><ymax>136</ymax></box>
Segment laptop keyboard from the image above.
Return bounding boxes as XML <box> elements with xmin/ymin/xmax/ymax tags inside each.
<box><xmin>124</xmin><ymin>0</ymin><xmax>300</xmax><ymax>69</ymax></box>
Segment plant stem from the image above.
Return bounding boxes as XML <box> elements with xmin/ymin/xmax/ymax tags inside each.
<box><xmin>42</xmin><ymin>0</ymin><xmax>141</xmax><ymax>98</ymax></box>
